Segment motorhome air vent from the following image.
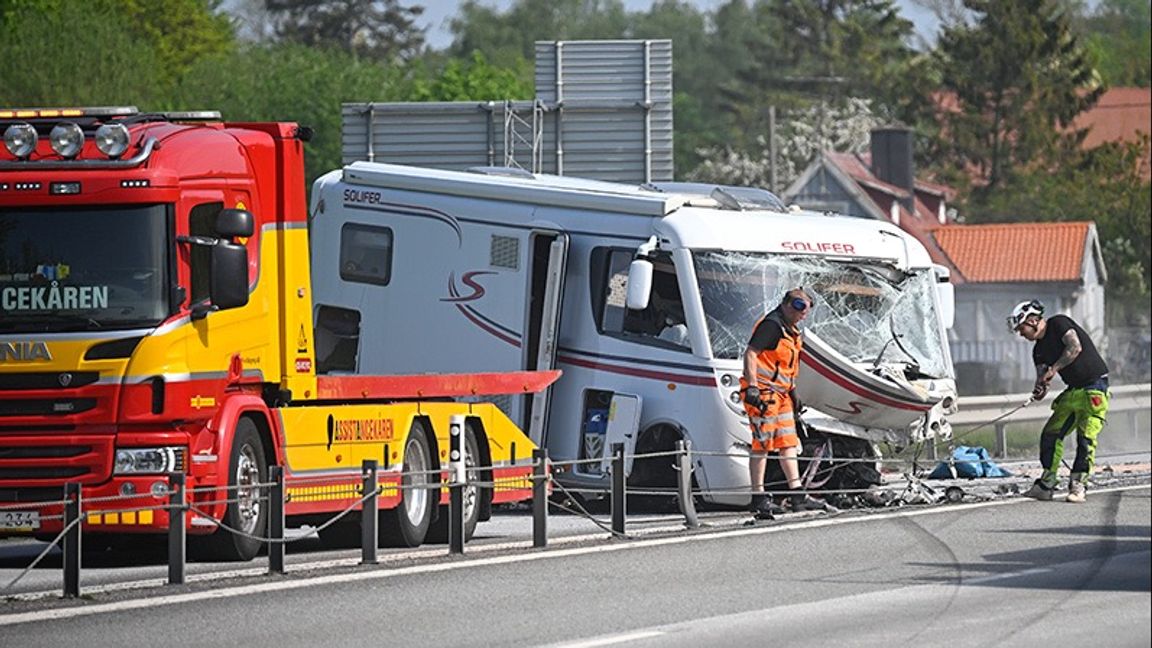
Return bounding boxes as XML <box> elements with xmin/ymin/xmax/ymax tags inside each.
<box><xmin>467</xmin><ymin>166</ymin><xmax>535</xmax><ymax>179</ymax></box>
<box><xmin>710</xmin><ymin>186</ymin><xmax>788</xmax><ymax>213</ymax></box>
<box><xmin>490</xmin><ymin>236</ymin><xmax>520</xmax><ymax>269</ymax></box>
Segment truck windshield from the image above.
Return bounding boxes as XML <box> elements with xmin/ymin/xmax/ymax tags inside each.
<box><xmin>0</xmin><ymin>205</ymin><xmax>169</xmax><ymax>332</ymax></box>
<box><xmin>693</xmin><ymin>250</ymin><xmax>952</xmax><ymax>378</ymax></box>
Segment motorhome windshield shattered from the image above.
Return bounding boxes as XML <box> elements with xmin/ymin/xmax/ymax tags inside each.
<box><xmin>693</xmin><ymin>251</ymin><xmax>951</xmax><ymax>378</ymax></box>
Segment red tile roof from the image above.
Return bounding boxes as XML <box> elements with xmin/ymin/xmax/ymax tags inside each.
<box><xmin>823</xmin><ymin>151</ymin><xmax>956</xmax><ymax>268</ymax></box>
<box><xmin>1072</xmin><ymin>87</ymin><xmax>1151</xmax><ymax>148</ymax></box>
<box><xmin>932</xmin><ymin>222</ymin><xmax>1094</xmax><ymax>283</ymax></box>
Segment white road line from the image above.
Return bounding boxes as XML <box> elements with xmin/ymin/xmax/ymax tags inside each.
<box><xmin>1</xmin><ymin>484</ymin><xmax>1146</xmax><ymax>626</ymax></box>
<box><xmin>964</xmin><ymin>567</ymin><xmax>1052</xmax><ymax>584</ymax></box>
<box><xmin>547</xmin><ymin>630</ymin><xmax>666</xmax><ymax>648</ymax></box>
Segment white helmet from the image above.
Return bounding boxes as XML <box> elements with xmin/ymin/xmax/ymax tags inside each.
<box><xmin>1008</xmin><ymin>300</ymin><xmax>1044</xmax><ymax>332</ymax></box>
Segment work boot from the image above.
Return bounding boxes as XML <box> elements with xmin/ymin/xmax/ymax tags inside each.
<box><xmin>789</xmin><ymin>492</ymin><xmax>831</xmax><ymax>512</ymax></box>
<box><xmin>1023</xmin><ymin>479</ymin><xmax>1055</xmax><ymax>501</ymax></box>
<box><xmin>1066</xmin><ymin>480</ymin><xmax>1087</xmax><ymax>504</ymax></box>
<box><xmin>750</xmin><ymin>493</ymin><xmax>784</xmax><ymax>520</ymax></box>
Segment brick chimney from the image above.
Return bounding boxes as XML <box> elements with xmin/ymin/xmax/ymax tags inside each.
<box><xmin>870</xmin><ymin>126</ymin><xmax>915</xmax><ymax>214</ymax></box>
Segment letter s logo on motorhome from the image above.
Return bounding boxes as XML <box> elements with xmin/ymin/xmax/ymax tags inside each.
<box><xmin>825</xmin><ymin>400</ymin><xmax>873</xmax><ymax>416</ymax></box>
<box><xmin>441</xmin><ymin>270</ymin><xmax>496</xmax><ymax>303</ymax></box>
<box><xmin>0</xmin><ymin>341</ymin><xmax>52</xmax><ymax>362</ymax></box>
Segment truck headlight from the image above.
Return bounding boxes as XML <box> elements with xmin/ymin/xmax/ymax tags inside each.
<box><xmin>94</xmin><ymin>123</ymin><xmax>130</xmax><ymax>158</ymax></box>
<box><xmin>115</xmin><ymin>447</ymin><xmax>186</xmax><ymax>474</ymax></box>
<box><xmin>49</xmin><ymin>122</ymin><xmax>84</xmax><ymax>158</ymax></box>
<box><xmin>4</xmin><ymin>123</ymin><xmax>37</xmax><ymax>158</ymax></box>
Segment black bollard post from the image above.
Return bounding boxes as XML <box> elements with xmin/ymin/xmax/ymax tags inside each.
<box><xmin>268</xmin><ymin>465</ymin><xmax>285</xmax><ymax>575</ymax></box>
<box><xmin>361</xmin><ymin>459</ymin><xmax>378</xmax><ymax>565</ymax></box>
<box><xmin>532</xmin><ymin>448</ymin><xmax>548</xmax><ymax>548</ymax></box>
<box><xmin>611</xmin><ymin>443</ymin><xmax>625</xmax><ymax>537</ymax></box>
<box><xmin>448</xmin><ymin>414</ymin><xmax>465</xmax><ymax>555</ymax></box>
<box><xmin>62</xmin><ymin>482</ymin><xmax>81</xmax><ymax>598</ymax></box>
<box><xmin>167</xmin><ymin>473</ymin><xmax>186</xmax><ymax>585</ymax></box>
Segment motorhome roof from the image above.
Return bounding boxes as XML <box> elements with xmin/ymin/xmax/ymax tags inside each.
<box><xmin>344</xmin><ymin>161</ymin><xmax>687</xmax><ymax>217</ymax></box>
<box><xmin>658</xmin><ymin>205</ymin><xmax>923</xmax><ymax>265</ymax></box>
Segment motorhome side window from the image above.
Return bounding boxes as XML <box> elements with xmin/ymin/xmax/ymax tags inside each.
<box><xmin>340</xmin><ymin>224</ymin><xmax>393</xmax><ymax>286</ymax></box>
<box><xmin>188</xmin><ymin>202</ymin><xmax>223</xmax><ymax>304</ymax></box>
<box><xmin>593</xmin><ymin>248</ymin><xmax>689</xmax><ymax>349</ymax></box>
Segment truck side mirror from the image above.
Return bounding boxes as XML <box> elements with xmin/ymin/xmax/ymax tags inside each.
<box><xmin>216</xmin><ymin>208</ymin><xmax>254</xmax><ymax>238</ymax></box>
<box><xmin>625</xmin><ymin>258</ymin><xmax>653</xmax><ymax>311</ymax></box>
<box><xmin>209</xmin><ymin>242</ymin><xmax>250</xmax><ymax>311</ymax></box>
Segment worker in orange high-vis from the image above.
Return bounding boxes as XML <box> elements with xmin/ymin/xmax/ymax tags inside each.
<box><xmin>740</xmin><ymin>287</ymin><xmax>830</xmax><ymax>519</ymax></box>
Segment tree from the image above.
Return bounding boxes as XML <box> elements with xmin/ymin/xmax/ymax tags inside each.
<box><xmin>689</xmin><ymin>97</ymin><xmax>883</xmax><ymax>190</ymax></box>
<box><xmin>169</xmin><ymin>42</ymin><xmax>408</xmax><ymax>186</ymax></box>
<box><xmin>407</xmin><ymin>51</ymin><xmax>533</xmax><ymax>102</ymax></box>
<box><xmin>975</xmin><ymin>135</ymin><xmax>1151</xmax><ymax>323</ymax></box>
<box><xmin>0</xmin><ymin>0</ymin><xmax>233</xmax><ymax>105</ymax></box>
<box><xmin>695</xmin><ymin>0</ymin><xmax>925</xmax><ymax>185</ymax></box>
<box><xmin>264</xmin><ymin>0</ymin><xmax>426</xmax><ymax>62</ymax></box>
<box><xmin>931</xmin><ymin>0</ymin><xmax>1104</xmax><ymax>193</ymax></box>
<box><xmin>1079</xmin><ymin>0</ymin><xmax>1151</xmax><ymax>87</ymax></box>
<box><xmin>446</xmin><ymin>0</ymin><xmax>629</xmax><ymax>68</ymax></box>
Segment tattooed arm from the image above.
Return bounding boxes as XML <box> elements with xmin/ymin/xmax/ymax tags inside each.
<box><xmin>1041</xmin><ymin>328</ymin><xmax>1083</xmax><ymax>385</ymax></box>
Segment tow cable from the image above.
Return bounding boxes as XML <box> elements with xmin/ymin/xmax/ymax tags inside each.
<box><xmin>951</xmin><ymin>396</ymin><xmax>1035</xmax><ymax>444</ymax></box>
<box><xmin>934</xmin><ymin>396</ymin><xmax>1035</xmax><ymax>482</ymax></box>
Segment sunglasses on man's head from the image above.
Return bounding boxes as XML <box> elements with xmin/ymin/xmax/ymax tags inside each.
<box><xmin>790</xmin><ymin>297</ymin><xmax>809</xmax><ymax>311</ymax></box>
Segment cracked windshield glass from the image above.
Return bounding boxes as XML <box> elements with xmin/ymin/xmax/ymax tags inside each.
<box><xmin>0</xmin><ymin>205</ymin><xmax>169</xmax><ymax>332</ymax></box>
<box><xmin>693</xmin><ymin>251</ymin><xmax>951</xmax><ymax>379</ymax></box>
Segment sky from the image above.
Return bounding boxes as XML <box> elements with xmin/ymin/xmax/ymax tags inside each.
<box><xmin>411</xmin><ymin>0</ymin><xmax>943</xmax><ymax>50</ymax></box>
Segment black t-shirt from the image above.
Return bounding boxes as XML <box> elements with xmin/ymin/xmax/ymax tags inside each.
<box><xmin>748</xmin><ymin>309</ymin><xmax>785</xmax><ymax>352</ymax></box>
<box><xmin>1032</xmin><ymin>314</ymin><xmax>1109</xmax><ymax>388</ymax></box>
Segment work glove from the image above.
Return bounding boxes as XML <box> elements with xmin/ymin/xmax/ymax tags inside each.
<box><xmin>743</xmin><ymin>386</ymin><xmax>765</xmax><ymax>410</ymax></box>
<box><xmin>1031</xmin><ymin>380</ymin><xmax>1049</xmax><ymax>402</ymax></box>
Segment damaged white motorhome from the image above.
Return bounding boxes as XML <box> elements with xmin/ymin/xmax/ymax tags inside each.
<box><xmin>308</xmin><ymin>163</ymin><xmax>958</xmax><ymax>506</ymax></box>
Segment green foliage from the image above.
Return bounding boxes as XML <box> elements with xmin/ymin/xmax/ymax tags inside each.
<box><xmin>168</xmin><ymin>42</ymin><xmax>409</xmax><ymax>186</ymax></box>
<box><xmin>264</xmin><ymin>0</ymin><xmax>425</xmax><ymax>63</ymax></box>
<box><xmin>1080</xmin><ymin>0</ymin><xmax>1151</xmax><ymax>87</ymax></box>
<box><xmin>0</xmin><ymin>0</ymin><xmax>234</xmax><ymax>102</ymax></box>
<box><xmin>408</xmin><ymin>51</ymin><xmax>533</xmax><ymax>102</ymax></box>
<box><xmin>932</xmin><ymin>0</ymin><xmax>1103</xmax><ymax>192</ymax></box>
<box><xmin>718</xmin><ymin>1</ymin><xmax>929</xmax><ymax>164</ymax></box>
<box><xmin>971</xmin><ymin>135</ymin><xmax>1152</xmax><ymax>311</ymax></box>
<box><xmin>0</xmin><ymin>1</ymin><xmax>163</xmax><ymax>106</ymax></box>
<box><xmin>447</xmin><ymin>0</ymin><xmax>629</xmax><ymax>68</ymax></box>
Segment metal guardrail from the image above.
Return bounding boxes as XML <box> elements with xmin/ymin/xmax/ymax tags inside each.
<box><xmin>948</xmin><ymin>382</ymin><xmax>1151</xmax><ymax>457</ymax></box>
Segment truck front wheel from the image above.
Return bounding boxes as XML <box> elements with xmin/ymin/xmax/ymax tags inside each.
<box><xmin>195</xmin><ymin>418</ymin><xmax>267</xmax><ymax>561</ymax></box>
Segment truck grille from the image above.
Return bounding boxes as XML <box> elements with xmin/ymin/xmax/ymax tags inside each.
<box><xmin>0</xmin><ymin>372</ymin><xmax>100</xmax><ymax>391</ymax></box>
<box><xmin>0</xmin><ymin>436</ymin><xmax>114</xmax><ymax>486</ymax></box>
<box><xmin>0</xmin><ymin>398</ymin><xmax>97</xmax><ymax>416</ymax></box>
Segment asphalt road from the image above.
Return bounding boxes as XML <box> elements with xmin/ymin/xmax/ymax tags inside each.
<box><xmin>2</xmin><ymin>484</ymin><xmax>1148</xmax><ymax>647</ymax></box>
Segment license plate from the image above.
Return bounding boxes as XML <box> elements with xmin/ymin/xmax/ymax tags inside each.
<box><xmin>0</xmin><ymin>510</ymin><xmax>40</xmax><ymax>531</ymax></box>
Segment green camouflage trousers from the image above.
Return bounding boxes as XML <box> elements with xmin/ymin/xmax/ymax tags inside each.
<box><xmin>1038</xmin><ymin>387</ymin><xmax>1109</xmax><ymax>487</ymax></box>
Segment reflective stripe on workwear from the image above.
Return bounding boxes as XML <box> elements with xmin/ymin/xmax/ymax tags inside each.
<box><xmin>751</xmin><ymin>311</ymin><xmax>802</xmax><ymax>394</ymax></box>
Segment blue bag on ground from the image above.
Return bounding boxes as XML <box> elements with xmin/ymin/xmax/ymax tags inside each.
<box><xmin>928</xmin><ymin>445</ymin><xmax>1013</xmax><ymax>479</ymax></box>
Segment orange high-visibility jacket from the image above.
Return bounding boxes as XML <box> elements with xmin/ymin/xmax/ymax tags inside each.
<box><xmin>749</xmin><ymin>311</ymin><xmax>802</xmax><ymax>395</ymax></box>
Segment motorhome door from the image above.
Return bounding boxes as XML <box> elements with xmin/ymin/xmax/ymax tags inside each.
<box><xmin>601</xmin><ymin>393</ymin><xmax>642</xmax><ymax>476</ymax></box>
<box><xmin>524</xmin><ymin>231</ymin><xmax>568</xmax><ymax>445</ymax></box>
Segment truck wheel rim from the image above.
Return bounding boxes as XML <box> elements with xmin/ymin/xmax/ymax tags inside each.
<box><xmin>405</xmin><ymin>437</ymin><xmax>429</xmax><ymax>526</ymax></box>
<box><xmin>463</xmin><ymin>443</ymin><xmax>478</xmax><ymax>520</ymax></box>
<box><xmin>235</xmin><ymin>444</ymin><xmax>261</xmax><ymax>535</ymax></box>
